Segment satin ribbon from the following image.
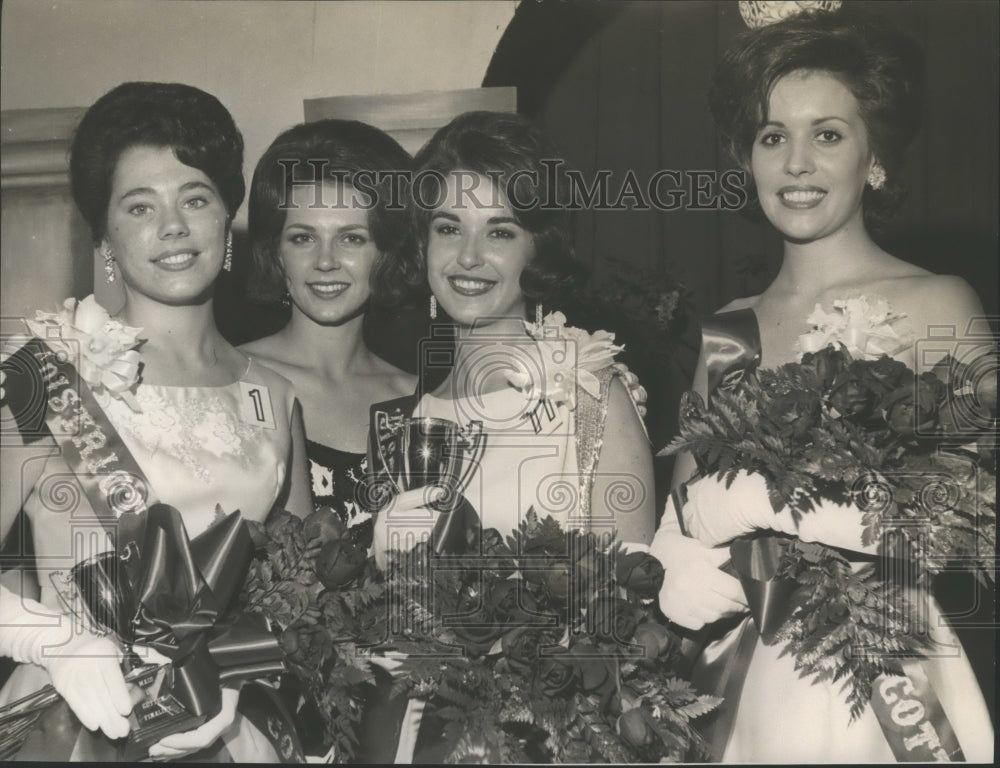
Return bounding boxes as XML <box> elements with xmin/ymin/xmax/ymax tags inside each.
<box><xmin>129</xmin><ymin>504</ymin><xmax>286</xmax><ymax>719</ymax></box>
<box><xmin>5</xmin><ymin>338</ymin><xmax>150</xmax><ymax>548</ymax></box>
<box><xmin>700</xmin><ymin>308</ymin><xmax>762</xmax><ymax>396</ymax></box>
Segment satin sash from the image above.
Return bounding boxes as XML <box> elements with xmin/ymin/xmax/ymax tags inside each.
<box><xmin>1</xmin><ymin>338</ymin><xmax>302</xmax><ymax>762</ymax></box>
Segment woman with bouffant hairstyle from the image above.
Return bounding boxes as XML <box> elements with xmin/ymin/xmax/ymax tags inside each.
<box><xmin>1</xmin><ymin>81</ymin><xmax>311</xmax><ymax>762</ymax></box>
<box><xmin>652</xmin><ymin>6</ymin><xmax>992</xmax><ymax>763</ymax></box>
<box><xmin>241</xmin><ymin>119</ymin><xmax>422</xmax><ymax>551</ymax></box>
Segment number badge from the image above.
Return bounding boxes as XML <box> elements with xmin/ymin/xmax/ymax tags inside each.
<box><xmin>239</xmin><ymin>382</ymin><xmax>276</xmax><ymax>429</ymax></box>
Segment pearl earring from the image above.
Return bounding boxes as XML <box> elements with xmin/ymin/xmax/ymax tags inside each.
<box><xmin>535</xmin><ymin>302</ymin><xmax>544</xmax><ymax>325</ymax></box>
<box><xmin>223</xmin><ymin>232</ymin><xmax>233</xmax><ymax>272</ymax></box>
<box><xmin>429</xmin><ymin>295</ymin><xmax>438</xmax><ymax>320</ymax></box>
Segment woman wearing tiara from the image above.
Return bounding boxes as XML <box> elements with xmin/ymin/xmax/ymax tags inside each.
<box><xmin>652</xmin><ymin>6</ymin><xmax>993</xmax><ymax>762</ymax></box>
<box><xmin>0</xmin><ymin>81</ymin><xmax>311</xmax><ymax>761</ymax></box>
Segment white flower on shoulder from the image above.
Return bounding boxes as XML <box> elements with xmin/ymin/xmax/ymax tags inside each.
<box><xmin>25</xmin><ymin>295</ymin><xmax>143</xmax><ymax>410</ymax></box>
<box><xmin>798</xmin><ymin>295</ymin><xmax>908</xmax><ymax>360</ymax></box>
<box><xmin>504</xmin><ymin>311</ymin><xmax>623</xmax><ymax>411</ymax></box>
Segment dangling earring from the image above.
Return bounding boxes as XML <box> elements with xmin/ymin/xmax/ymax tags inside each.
<box><xmin>223</xmin><ymin>232</ymin><xmax>233</xmax><ymax>272</ymax></box>
<box><xmin>280</xmin><ymin>291</ymin><xmax>291</xmax><ymax>309</ymax></box>
<box><xmin>429</xmin><ymin>295</ymin><xmax>438</xmax><ymax>320</ymax></box>
<box><xmin>867</xmin><ymin>162</ymin><xmax>886</xmax><ymax>191</ymax></box>
<box><xmin>535</xmin><ymin>302</ymin><xmax>543</xmax><ymax>325</ymax></box>
<box><xmin>102</xmin><ymin>245</ymin><xmax>116</xmax><ymax>284</ymax></box>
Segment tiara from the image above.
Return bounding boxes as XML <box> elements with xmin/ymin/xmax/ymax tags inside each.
<box><xmin>739</xmin><ymin>1</ymin><xmax>842</xmax><ymax>29</ymax></box>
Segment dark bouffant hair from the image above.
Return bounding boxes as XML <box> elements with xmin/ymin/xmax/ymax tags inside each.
<box><xmin>70</xmin><ymin>81</ymin><xmax>245</xmax><ymax>244</ymax></box>
<box><xmin>411</xmin><ymin>111</ymin><xmax>588</xmax><ymax>306</ymax></box>
<box><xmin>710</xmin><ymin>7</ymin><xmax>924</xmax><ymax>224</ymax></box>
<box><xmin>247</xmin><ymin>119</ymin><xmax>421</xmax><ymax>307</ymax></box>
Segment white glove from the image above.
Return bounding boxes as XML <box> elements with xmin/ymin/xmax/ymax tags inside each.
<box><xmin>650</xmin><ymin>501</ymin><xmax>748</xmax><ymax>631</ymax></box>
<box><xmin>371</xmin><ymin>486</ymin><xmax>445</xmax><ymax>571</ymax></box>
<box><xmin>682</xmin><ymin>470</ymin><xmax>876</xmax><ymax>554</ymax></box>
<box><xmin>0</xmin><ymin>584</ymin><xmax>132</xmax><ymax>739</ymax></box>
<box><xmin>147</xmin><ymin>685</ymin><xmax>239</xmax><ymax>760</ymax></box>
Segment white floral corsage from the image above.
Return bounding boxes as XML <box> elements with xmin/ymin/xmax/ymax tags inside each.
<box><xmin>25</xmin><ymin>295</ymin><xmax>143</xmax><ymax>410</ymax></box>
<box><xmin>504</xmin><ymin>311</ymin><xmax>623</xmax><ymax>411</ymax></box>
<box><xmin>798</xmin><ymin>296</ymin><xmax>909</xmax><ymax>360</ymax></box>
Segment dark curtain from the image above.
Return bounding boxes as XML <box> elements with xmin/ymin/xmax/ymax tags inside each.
<box><xmin>486</xmin><ymin>0</ymin><xmax>998</xmax><ymax>314</ymax></box>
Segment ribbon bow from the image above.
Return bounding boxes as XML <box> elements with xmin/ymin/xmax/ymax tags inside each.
<box><xmin>130</xmin><ymin>504</ymin><xmax>285</xmax><ymax>718</ymax></box>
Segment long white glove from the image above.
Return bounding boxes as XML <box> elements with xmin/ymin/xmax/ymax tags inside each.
<box><xmin>650</xmin><ymin>496</ymin><xmax>748</xmax><ymax>631</ymax></box>
<box><xmin>0</xmin><ymin>584</ymin><xmax>132</xmax><ymax>738</ymax></box>
<box><xmin>681</xmin><ymin>470</ymin><xmax>877</xmax><ymax>554</ymax></box>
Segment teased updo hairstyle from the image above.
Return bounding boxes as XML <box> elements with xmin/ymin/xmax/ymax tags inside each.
<box><xmin>247</xmin><ymin>119</ymin><xmax>421</xmax><ymax>307</ymax></box>
<box><xmin>70</xmin><ymin>81</ymin><xmax>245</xmax><ymax>245</ymax></box>
<box><xmin>411</xmin><ymin>111</ymin><xmax>587</xmax><ymax>307</ymax></box>
<box><xmin>709</xmin><ymin>7</ymin><xmax>924</xmax><ymax>225</ymax></box>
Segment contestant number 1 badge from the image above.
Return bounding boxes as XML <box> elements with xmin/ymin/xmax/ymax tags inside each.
<box><xmin>239</xmin><ymin>382</ymin><xmax>276</xmax><ymax>429</ymax></box>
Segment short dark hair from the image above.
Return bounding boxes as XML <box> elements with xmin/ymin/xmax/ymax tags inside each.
<box><xmin>709</xmin><ymin>8</ymin><xmax>924</xmax><ymax>224</ymax></box>
<box><xmin>70</xmin><ymin>81</ymin><xmax>245</xmax><ymax>244</ymax></box>
<box><xmin>247</xmin><ymin>119</ymin><xmax>421</xmax><ymax>306</ymax></box>
<box><xmin>411</xmin><ymin>111</ymin><xmax>587</xmax><ymax>305</ymax></box>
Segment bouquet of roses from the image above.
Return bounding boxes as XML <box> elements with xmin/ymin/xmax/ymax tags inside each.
<box><xmin>243</xmin><ymin>507</ymin><xmax>720</xmax><ymax>763</ymax></box>
<box><xmin>665</xmin><ymin>334</ymin><xmax>996</xmax><ymax>717</ymax></box>
<box><xmin>241</xmin><ymin>507</ymin><xmax>385</xmax><ymax>760</ymax></box>
<box><xmin>375</xmin><ymin>509</ymin><xmax>720</xmax><ymax>763</ymax></box>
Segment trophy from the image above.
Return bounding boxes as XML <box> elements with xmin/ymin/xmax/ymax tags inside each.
<box><xmin>57</xmin><ymin>545</ymin><xmax>207</xmax><ymax>759</ymax></box>
<box><xmin>373</xmin><ymin>412</ymin><xmax>486</xmax><ymax>553</ymax></box>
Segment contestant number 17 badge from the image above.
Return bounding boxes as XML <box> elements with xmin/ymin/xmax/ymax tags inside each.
<box><xmin>239</xmin><ymin>382</ymin><xmax>276</xmax><ymax>429</ymax></box>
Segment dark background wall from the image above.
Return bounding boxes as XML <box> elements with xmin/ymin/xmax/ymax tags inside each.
<box><xmin>483</xmin><ymin>0</ymin><xmax>997</xmax><ymax>715</ymax></box>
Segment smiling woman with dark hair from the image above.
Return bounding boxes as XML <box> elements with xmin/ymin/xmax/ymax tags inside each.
<box><xmin>652</xmin><ymin>6</ymin><xmax>993</xmax><ymax>763</ymax></box>
<box><xmin>0</xmin><ymin>81</ymin><xmax>311</xmax><ymax>762</ymax></box>
<box><xmin>240</xmin><ymin>119</ymin><xmax>423</xmax><ymax>550</ymax></box>
<box><xmin>373</xmin><ymin>109</ymin><xmax>654</xmax><ymax>562</ymax></box>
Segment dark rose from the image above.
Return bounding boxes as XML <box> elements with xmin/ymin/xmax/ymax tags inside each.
<box><xmin>866</xmin><ymin>355</ymin><xmax>909</xmax><ymax>394</ymax></box>
<box><xmin>829</xmin><ymin>362</ymin><xmax>881</xmax><ymax>420</ymax></box>
<box><xmin>264</xmin><ymin>509</ymin><xmax>303</xmax><ymax>546</ymax></box>
<box><xmin>501</xmin><ymin>628</ymin><xmax>544</xmax><ymax>677</ymax></box>
<box><xmin>632</xmin><ymin>621</ymin><xmax>677</xmax><ymax>663</ymax></box>
<box><xmin>303</xmin><ymin>506</ymin><xmax>348</xmax><ymax>546</ymax></box>
<box><xmin>883</xmin><ymin>374</ymin><xmax>943</xmax><ymax>436</ymax></box>
<box><xmin>486</xmin><ymin>579</ymin><xmax>538</xmax><ymax>622</ymax></box>
<box><xmin>615</xmin><ymin>551</ymin><xmax>664</xmax><ymax>598</ymax></box>
<box><xmin>451</xmin><ymin>585</ymin><xmax>505</xmax><ymax>656</ymax></box>
<box><xmin>801</xmin><ymin>346</ymin><xmax>850</xmax><ymax>388</ymax></box>
<box><xmin>587</xmin><ymin>596</ymin><xmax>640</xmax><ymax>643</ymax></box>
<box><xmin>315</xmin><ymin>538</ymin><xmax>368</xmax><ymax>589</ymax></box>
<box><xmin>281</xmin><ymin>621</ymin><xmax>334</xmax><ymax>669</ymax></box>
<box><xmin>524</xmin><ymin>564</ymin><xmax>570</xmax><ymax>604</ymax></box>
<box><xmin>452</xmin><ymin>620</ymin><xmax>505</xmax><ymax>657</ymax></box>
<box><xmin>570</xmin><ymin>643</ymin><xmax>617</xmax><ymax>711</ymax></box>
<box><xmin>618</xmin><ymin>708</ymin><xmax>658</xmax><ymax>753</ymax></box>
<box><xmin>480</xmin><ymin>528</ymin><xmax>513</xmax><ymax>558</ymax></box>
<box><xmin>767</xmin><ymin>389</ymin><xmax>821</xmax><ymax>440</ymax></box>
<box><xmin>534</xmin><ymin>649</ymin><xmax>578</xmax><ymax>698</ymax></box>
